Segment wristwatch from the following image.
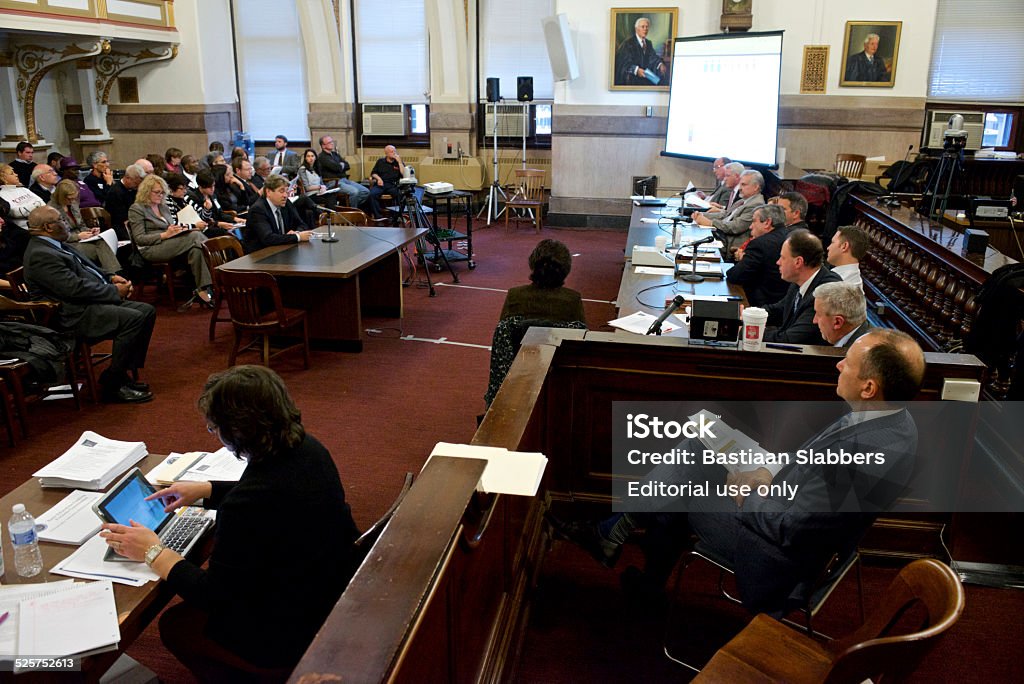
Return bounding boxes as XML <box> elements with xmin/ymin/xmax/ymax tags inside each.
<box><xmin>144</xmin><ymin>543</ymin><xmax>166</xmax><ymax>567</ymax></box>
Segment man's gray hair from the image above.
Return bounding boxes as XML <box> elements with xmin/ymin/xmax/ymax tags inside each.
<box><xmin>741</xmin><ymin>169</ymin><xmax>764</xmax><ymax>191</ymax></box>
<box><xmin>863</xmin><ymin>33</ymin><xmax>880</xmax><ymax>46</ymax></box>
<box><xmin>724</xmin><ymin>161</ymin><xmax>745</xmax><ymax>176</ymax></box>
<box><xmin>814</xmin><ymin>281</ymin><xmax>867</xmax><ymax>326</ymax></box>
<box><xmin>634</xmin><ymin>16</ymin><xmax>650</xmax><ymax>29</ymax></box>
<box><xmin>759</xmin><ymin>203</ymin><xmax>786</xmax><ymax>229</ymax></box>
<box><xmin>85</xmin><ymin>151</ymin><xmax>108</xmax><ymax>167</ymax></box>
<box><xmin>253</xmin><ymin>156</ymin><xmax>270</xmax><ymax>171</ymax></box>
<box><xmin>123</xmin><ymin>163</ymin><xmax>147</xmax><ymax>180</ymax></box>
<box><xmin>30</xmin><ymin>164</ymin><xmax>51</xmax><ymax>183</ymax></box>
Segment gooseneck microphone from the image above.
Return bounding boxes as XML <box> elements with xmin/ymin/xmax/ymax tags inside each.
<box><xmin>317</xmin><ymin>206</ymin><xmax>356</xmax><ymax>242</ymax></box>
<box><xmin>646</xmin><ymin>294</ymin><xmax>686</xmax><ymax>335</ymax></box>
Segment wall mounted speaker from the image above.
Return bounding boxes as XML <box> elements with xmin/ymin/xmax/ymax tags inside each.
<box><xmin>542</xmin><ymin>13</ymin><xmax>579</xmax><ymax>82</ymax></box>
<box><xmin>517</xmin><ymin>76</ymin><xmax>533</xmax><ymax>102</ymax></box>
<box><xmin>486</xmin><ymin>77</ymin><xmax>500</xmax><ymax>103</ymax></box>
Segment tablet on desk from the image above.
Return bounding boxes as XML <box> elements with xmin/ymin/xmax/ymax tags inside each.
<box><xmin>93</xmin><ymin>468</ymin><xmax>213</xmax><ymax>563</ymax></box>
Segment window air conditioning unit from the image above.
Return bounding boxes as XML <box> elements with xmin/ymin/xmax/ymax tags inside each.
<box><xmin>925</xmin><ymin>110</ymin><xmax>984</xmax><ymax>150</ymax></box>
<box><xmin>484</xmin><ymin>103</ymin><xmax>527</xmax><ymax>138</ymax></box>
<box><xmin>362</xmin><ymin>104</ymin><xmax>406</xmax><ymax>136</ymax></box>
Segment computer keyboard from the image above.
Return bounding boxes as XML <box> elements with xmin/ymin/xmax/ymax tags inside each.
<box><xmin>160</xmin><ymin>514</ymin><xmax>211</xmax><ymax>554</ymax></box>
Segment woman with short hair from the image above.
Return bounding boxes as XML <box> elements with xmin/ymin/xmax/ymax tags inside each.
<box><xmin>500</xmin><ymin>238</ymin><xmax>586</xmax><ymax>323</ymax></box>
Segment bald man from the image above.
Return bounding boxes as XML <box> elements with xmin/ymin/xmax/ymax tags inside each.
<box><xmin>368</xmin><ymin>145</ymin><xmax>404</xmax><ymax>219</ymax></box>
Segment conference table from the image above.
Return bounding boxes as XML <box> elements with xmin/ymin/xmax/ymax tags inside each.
<box><xmin>0</xmin><ymin>453</ymin><xmax>191</xmax><ymax>682</ymax></box>
<box><xmin>220</xmin><ymin>226</ymin><xmax>427</xmax><ymax>352</ymax></box>
<box><xmin>617</xmin><ymin>202</ymin><xmax>744</xmax><ymax>337</ymax></box>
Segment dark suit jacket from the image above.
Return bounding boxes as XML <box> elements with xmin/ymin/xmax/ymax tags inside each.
<box><xmin>725</xmin><ymin>226</ymin><xmax>790</xmax><ymax>307</ymax></box>
<box><xmin>103</xmin><ymin>181</ymin><xmax>135</xmax><ymax>240</ymax></box>
<box><xmin>614</xmin><ymin>36</ymin><xmax>664</xmax><ymax>86</ymax></box>
<box><xmin>241</xmin><ymin>197</ymin><xmax>307</xmax><ymax>253</ymax></box>
<box><xmin>316</xmin><ymin>151</ymin><xmax>351</xmax><ymax>180</ymax></box>
<box><xmin>11</xmin><ymin>159</ymin><xmax>34</xmax><ymax>188</ymax></box>
<box><xmin>763</xmin><ymin>267</ymin><xmax>842</xmax><ymax>344</ymax></box>
<box><xmin>689</xmin><ymin>409</ymin><xmax>917</xmax><ymax>614</ymax></box>
<box><xmin>840</xmin><ymin>321</ymin><xmax>872</xmax><ymax>349</ymax></box>
<box><xmin>844</xmin><ymin>51</ymin><xmax>888</xmax><ymax>82</ymax></box>
<box><xmin>28</xmin><ymin>182</ymin><xmax>52</xmax><ymax>204</ymax></box>
<box><xmin>22</xmin><ymin>236</ymin><xmax>120</xmax><ymax>331</ymax></box>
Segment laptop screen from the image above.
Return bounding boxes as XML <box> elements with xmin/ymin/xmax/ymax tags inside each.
<box><xmin>95</xmin><ymin>469</ymin><xmax>172</xmax><ymax>533</ymax></box>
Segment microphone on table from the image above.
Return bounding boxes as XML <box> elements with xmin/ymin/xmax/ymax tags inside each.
<box><xmin>646</xmin><ymin>294</ymin><xmax>686</xmax><ymax>336</ymax></box>
<box><xmin>316</xmin><ymin>206</ymin><xmax>355</xmax><ymax>243</ymax></box>
<box><xmin>674</xmin><ymin>235</ymin><xmax>716</xmax><ymax>283</ymax></box>
<box><xmin>883</xmin><ymin>144</ymin><xmax>914</xmax><ymax>208</ymax></box>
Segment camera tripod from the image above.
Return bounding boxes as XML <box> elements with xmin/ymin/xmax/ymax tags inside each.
<box><xmin>400</xmin><ymin>183</ymin><xmax>459</xmax><ymax>296</ymax></box>
<box><xmin>924</xmin><ymin>136</ymin><xmax>966</xmax><ymax>222</ymax></box>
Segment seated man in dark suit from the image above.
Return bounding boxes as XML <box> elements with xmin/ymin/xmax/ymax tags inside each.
<box><xmin>240</xmin><ymin>174</ymin><xmax>313</xmax><ymax>253</ymax></box>
<box><xmin>693</xmin><ymin>169</ymin><xmax>766</xmax><ymax>255</ymax></box>
<box><xmin>774</xmin><ymin>191</ymin><xmax>809</xmax><ymax>233</ymax></box>
<box><xmin>725</xmin><ymin>204</ymin><xmax>790</xmax><ymax>307</ymax></box>
<box><xmin>22</xmin><ymin>206</ymin><xmax>155</xmax><ymax>403</ymax></box>
<box><xmin>812</xmin><ymin>281</ymin><xmax>870</xmax><ymax>349</ymax></box>
<box><xmin>763</xmin><ymin>229</ymin><xmax>842</xmax><ymax>344</ymax></box>
<box><xmin>552</xmin><ymin>329</ymin><xmax>925</xmax><ymax>614</ymax></box>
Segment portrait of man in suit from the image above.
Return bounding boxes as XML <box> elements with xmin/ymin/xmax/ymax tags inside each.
<box><xmin>840</xmin><ymin>21</ymin><xmax>902</xmax><ymax>87</ymax></box>
<box><xmin>610</xmin><ymin>9</ymin><xmax>677</xmax><ymax>90</ymax></box>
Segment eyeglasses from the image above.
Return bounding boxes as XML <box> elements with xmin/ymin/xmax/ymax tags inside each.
<box><xmin>206</xmin><ymin>423</ymin><xmax>218</xmax><ymax>434</ymax></box>
<box><xmin>151</xmin><ymin>189</ymin><xmax>166</xmax><ymax>196</ymax></box>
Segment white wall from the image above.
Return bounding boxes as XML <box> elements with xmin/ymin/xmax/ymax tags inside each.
<box><xmin>120</xmin><ymin>0</ymin><xmax>237</xmax><ymax>105</ymax></box>
<box><xmin>35</xmin><ymin>63</ymin><xmax>75</xmax><ymax>152</ymax></box>
<box><xmin>551</xmin><ymin>0</ymin><xmax>938</xmax><ymax>105</ymax></box>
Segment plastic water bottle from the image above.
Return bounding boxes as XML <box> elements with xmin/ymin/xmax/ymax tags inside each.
<box><xmin>9</xmin><ymin>504</ymin><xmax>43</xmax><ymax>577</ymax></box>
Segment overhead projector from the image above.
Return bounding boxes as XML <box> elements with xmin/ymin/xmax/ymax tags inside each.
<box><xmin>424</xmin><ymin>181</ymin><xmax>454</xmax><ymax>195</ymax></box>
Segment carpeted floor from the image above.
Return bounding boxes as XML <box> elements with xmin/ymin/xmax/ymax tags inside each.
<box><xmin>3</xmin><ymin>221</ymin><xmax>1021</xmax><ymax>683</ymax></box>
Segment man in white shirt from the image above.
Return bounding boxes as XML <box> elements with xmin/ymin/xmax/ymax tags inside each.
<box><xmin>270</xmin><ymin>135</ymin><xmax>300</xmax><ymax>179</ymax></box>
<box><xmin>827</xmin><ymin>225</ymin><xmax>868</xmax><ymax>290</ymax></box>
<box><xmin>812</xmin><ymin>281</ymin><xmax>871</xmax><ymax>348</ymax></box>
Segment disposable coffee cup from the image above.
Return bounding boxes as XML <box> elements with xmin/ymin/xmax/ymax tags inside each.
<box><xmin>741</xmin><ymin>307</ymin><xmax>769</xmax><ymax>351</ymax></box>
<box><xmin>654</xmin><ymin>235</ymin><xmax>668</xmax><ymax>252</ymax></box>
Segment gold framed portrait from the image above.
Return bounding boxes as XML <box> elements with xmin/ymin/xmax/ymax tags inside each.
<box><xmin>839</xmin><ymin>20</ymin><xmax>902</xmax><ymax>87</ymax></box>
<box><xmin>609</xmin><ymin>7</ymin><xmax>679</xmax><ymax>91</ymax></box>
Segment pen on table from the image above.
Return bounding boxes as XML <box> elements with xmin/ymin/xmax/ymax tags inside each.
<box><xmin>0</xmin><ymin>611</ymin><xmax>9</xmax><ymax>627</ymax></box>
<box><xmin>765</xmin><ymin>343</ymin><xmax>803</xmax><ymax>352</ymax></box>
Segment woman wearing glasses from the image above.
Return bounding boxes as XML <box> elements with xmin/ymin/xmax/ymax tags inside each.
<box><xmin>128</xmin><ymin>174</ymin><xmax>214</xmax><ymax>306</ymax></box>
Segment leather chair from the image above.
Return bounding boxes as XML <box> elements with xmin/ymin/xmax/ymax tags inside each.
<box><xmin>218</xmin><ymin>269</ymin><xmax>310</xmax><ymax>369</ymax></box>
<box><xmin>692</xmin><ymin>558</ymin><xmax>965</xmax><ymax>683</ymax></box>
<box><xmin>505</xmin><ymin>168</ymin><xmax>546</xmax><ymax>232</ymax></box>
<box><xmin>835</xmin><ymin>154</ymin><xmax>867</xmax><ymax>181</ymax></box>
<box><xmin>201</xmin><ymin>235</ymin><xmax>244</xmax><ymax>341</ymax></box>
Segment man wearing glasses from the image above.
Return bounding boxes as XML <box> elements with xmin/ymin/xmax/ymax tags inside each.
<box><xmin>22</xmin><ymin>206</ymin><xmax>155</xmax><ymax>403</ymax></box>
<box><xmin>28</xmin><ymin>164</ymin><xmax>60</xmax><ymax>203</ymax></box>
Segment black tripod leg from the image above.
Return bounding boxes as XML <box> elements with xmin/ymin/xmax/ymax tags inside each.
<box><xmin>416</xmin><ymin>235</ymin><xmax>437</xmax><ymax>296</ymax></box>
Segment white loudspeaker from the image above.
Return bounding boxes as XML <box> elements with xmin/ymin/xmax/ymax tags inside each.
<box><xmin>542</xmin><ymin>14</ymin><xmax>579</xmax><ymax>82</ymax></box>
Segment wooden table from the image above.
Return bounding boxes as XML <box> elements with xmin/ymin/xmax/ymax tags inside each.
<box><xmin>220</xmin><ymin>226</ymin><xmax>427</xmax><ymax>352</ymax></box>
<box><xmin>0</xmin><ymin>454</ymin><xmax>189</xmax><ymax>682</ymax></box>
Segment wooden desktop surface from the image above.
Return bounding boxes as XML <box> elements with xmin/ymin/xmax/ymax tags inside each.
<box><xmin>0</xmin><ymin>454</ymin><xmax>189</xmax><ymax>682</ymax></box>
<box><xmin>223</xmin><ymin>226</ymin><xmax>426</xmax><ymax>277</ymax></box>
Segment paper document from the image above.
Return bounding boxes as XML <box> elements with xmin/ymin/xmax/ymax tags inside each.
<box><xmin>674</xmin><ymin>261</ymin><xmax>724</xmax><ymax>278</ymax></box>
<box><xmin>34</xmin><ymin>431</ymin><xmax>147</xmax><ymax>489</ymax></box>
<box><xmin>16</xmin><ymin>580</ymin><xmax>120</xmax><ymax>668</ymax></box>
<box><xmin>609</xmin><ymin>311</ymin><xmax>688</xmax><ymax>335</ymax></box>
<box><xmin>51</xmin><ymin>535</ymin><xmax>157</xmax><ymax>586</ymax></box>
<box><xmin>175</xmin><ymin>203</ymin><xmax>201</xmax><ymax>225</ymax></box>
<box><xmin>145</xmin><ymin>452</ymin><xmax>205</xmax><ymax>485</ymax></box>
<box><xmin>428</xmin><ymin>443</ymin><xmax>548</xmax><ymax>497</ymax></box>
<box><xmin>685</xmin><ymin>181</ymin><xmax>696</xmax><ymax>192</ymax></box>
<box><xmin>683</xmin><ymin>192</ymin><xmax>711</xmax><ymax>210</ymax></box>
<box><xmin>177</xmin><ymin>446</ymin><xmax>247</xmax><ymax>482</ymax></box>
<box><xmin>0</xmin><ymin>581</ymin><xmax>79</xmax><ymax>659</ymax></box>
<box><xmin>80</xmin><ymin>228</ymin><xmax>118</xmax><ymax>256</ymax></box>
<box><xmin>633</xmin><ymin>265</ymin><xmax>675</xmax><ymax>276</ymax></box>
<box><xmin>688</xmin><ymin>409</ymin><xmax>770</xmax><ymax>475</ymax></box>
<box><xmin>35</xmin><ymin>490</ymin><xmax>103</xmax><ymax>545</ymax></box>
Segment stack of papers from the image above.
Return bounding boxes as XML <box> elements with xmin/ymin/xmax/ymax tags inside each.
<box><xmin>427</xmin><ymin>443</ymin><xmax>548</xmax><ymax>497</ymax></box>
<box><xmin>34</xmin><ymin>431</ymin><xmax>147</xmax><ymax>489</ymax></box>
<box><xmin>0</xmin><ymin>580</ymin><xmax>120</xmax><ymax>668</ymax></box>
<box><xmin>144</xmin><ymin>447</ymin><xmax>246</xmax><ymax>485</ymax></box>
<box><xmin>52</xmin><ymin>535</ymin><xmax>159</xmax><ymax>586</ymax></box>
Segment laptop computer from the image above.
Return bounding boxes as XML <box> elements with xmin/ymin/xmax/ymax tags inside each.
<box><xmin>93</xmin><ymin>468</ymin><xmax>213</xmax><ymax>563</ymax></box>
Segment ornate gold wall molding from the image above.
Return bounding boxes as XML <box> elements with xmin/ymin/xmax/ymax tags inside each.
<box><xmin>13</xmin><ymin>39</ymin><xmax>105</xmax><ymax>141</ymax></box>
<box><xmin>93</xmin><ymin>43</ymin><xmax>176</xmax><ymax>104</ymax></box>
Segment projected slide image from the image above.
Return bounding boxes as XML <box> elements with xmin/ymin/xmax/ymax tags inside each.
<box><xmin>609</xmin><ymin>7</ymin><xmax>678</xmax><ymax>91</ymax></box>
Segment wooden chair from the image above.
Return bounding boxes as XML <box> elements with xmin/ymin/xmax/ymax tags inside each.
<box><xmin>319</xmin><ymin>207</ymin><xmax>387</xmax><ymax>228</ymax></box>
<box><xmin>80</xmin><ymin>206</ymin><xmax>113</xmax><ymax>230</ymax></box>
<box><xmin>834</xmin><ymin>154</ymin><xmax>867</xmax><ymax>181</ymax></box>
<box><xmin>218</xmin><ymin>269</ymin><xmax>310</xmax><ymax>369</ymax></box>
<box><xmin>201</xmin><ymin>235</ymin><xmax>244</xmax><ymax>341</ymax></box>
<box><xmin>125</xmin><ymin>223</ymin><xmax>177</xmax><ymax>305</ymax></box>
<box><xmin>505</xmin><ymin>168</ymin><xmax>546</xmax><ymax>232</ymax></box>
<box><xmin>692</xmin><ymin>558</ymin><xmax>965</xmax><ymax>683</ymax></box>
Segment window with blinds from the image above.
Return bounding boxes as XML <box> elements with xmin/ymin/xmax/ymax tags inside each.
<box><xmin>232</xmin><ymin>0</ymin><xmax>309</xmax><ymax>141</ymax></box>
<box><xmin>352</xmin><ymin>0</ymin><xmax>428</xmax><ymax>104</ymax></box>
<box><xmin>928</xmin><ymin>0</ymin><xmax>1024</xmax><ymax>102</ymax></box>
<box><xmin>479</xmin><ymin>0</ymin><xmax>555</xmax><ymax>101</ymax></box>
